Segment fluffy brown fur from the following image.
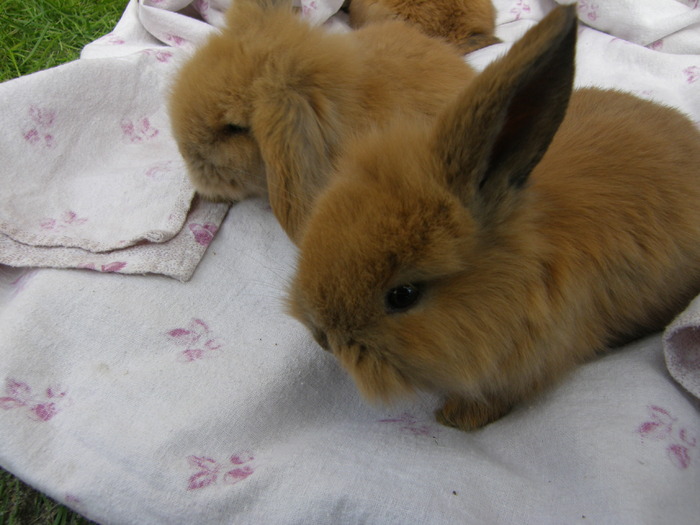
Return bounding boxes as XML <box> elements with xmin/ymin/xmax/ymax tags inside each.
<box><xmin>346</xmin><ymin>0</ymin><xmax>500</xmax><ymax>53</ymax></box>
<box><xmin>288</xmin><ymin>6</ymin><xmax>700</xmax><ymax>431</ymax></box>
<box><xmin>169</xmin><ymin>0</ymin><xmax>475</xmax><ymax>240</ymax></box>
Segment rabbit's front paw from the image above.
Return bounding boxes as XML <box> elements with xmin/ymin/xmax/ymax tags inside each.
<box><xmin>435</xmin><ymin>394</ymin><xmax>512</xmax><ymax>431</ymax></box>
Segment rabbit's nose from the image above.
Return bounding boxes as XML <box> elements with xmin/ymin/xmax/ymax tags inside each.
<box><xmin>312</xmin><ymin>327</ymin><xmax>330</xmax><ymax>351</ymax></box>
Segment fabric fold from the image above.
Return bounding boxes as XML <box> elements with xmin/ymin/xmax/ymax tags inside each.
<box><xmin>664</xmin><ymin>295</ymin><xmax>700</xmax><ymax>399</ymax></box>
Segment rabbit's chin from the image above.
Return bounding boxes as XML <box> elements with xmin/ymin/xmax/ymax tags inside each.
<box><xmin>334</xmin><ymin>344</ymin><xmax>415</xmax><ymax>404</ymax></box>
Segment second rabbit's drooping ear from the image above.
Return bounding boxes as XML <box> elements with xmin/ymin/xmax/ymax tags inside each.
<box><xmin>253</xmin><ymin>79</ymin><xmax>341</xmax><ymax>239</ymax></box>
<box><xmin>434</xmin><ymin>5</ymin><xmax>577</xmax><ymax>222</ymax></box>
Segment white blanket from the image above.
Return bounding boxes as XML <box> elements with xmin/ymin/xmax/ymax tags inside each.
<box><xmin>0</xmin><ymin>1</ymin><xmax>699</xmax><ymax>523</ymax></box>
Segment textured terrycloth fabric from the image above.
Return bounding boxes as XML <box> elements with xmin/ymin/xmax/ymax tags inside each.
<box><xmin>0</xmin><ymin>1</ymin><xmax>698</xmax><ymax>524</ymax></box>
<box><xmin>664</xmin><ymin>295</ymin><xmax>700</xmax><ymax>399</ymax></box>
<box><xmin>0</xmin><ymin>0</ymin><xmax>229</xmax><ymax>281</ymax></box>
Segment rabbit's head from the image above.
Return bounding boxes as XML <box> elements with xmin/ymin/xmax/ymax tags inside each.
<box><xmin>169</xmin><ymin>0</ymin><xmax>344</xmax><ymax>209</ymax></box>
<box><xmin>288</xmin><ymin>6</ymin><xmax>578</xmax><ymax>408</ymax></box>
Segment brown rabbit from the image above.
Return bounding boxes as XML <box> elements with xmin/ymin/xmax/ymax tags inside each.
<box><xmin>345</xmin><ymin>0</ymin><xmax>501</xmax><ymax>53</ymax></box>
<box><xmin>169</xmin><ymin>0</ymin><xmax>475</xmax><ymax>241</ymax></box>
<box><xmin>287</xmin><ymin>5</ymin><xmax>700</xmax><ymax>431</ymax></box>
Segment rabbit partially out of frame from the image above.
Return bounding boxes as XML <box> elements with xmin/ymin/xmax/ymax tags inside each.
<box><xmin>288</xmin><ymin>5</ymin><xmax>700</xmax><ymax>431</ymax></box>
<box><xmin>169</xmin><ymin>0</ymin><xmax>476</xmax><ymax>241</ymax></box>
<box><xmin>345</xmin><ymin>0</ymin><xmax>501</xmax><ymax>54</ymax></box>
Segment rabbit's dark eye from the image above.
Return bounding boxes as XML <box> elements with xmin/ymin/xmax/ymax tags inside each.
<box><xmin>385</xmin><ymin>284</ymin><xmax>421</xmax><ymax>313</ymax></box>
<box><xmin>223</xmin><ymin>123</ymin><xmax>248</xmax><ymax>136</ymax></box>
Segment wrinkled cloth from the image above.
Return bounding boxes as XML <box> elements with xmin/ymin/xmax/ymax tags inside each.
<box><xmin>664</xmin><ymin>295</ymin><xmax>700</xmax><ymax>398</ymax></box>
<box><xmin>0</xmin><ymin>1</ymin><xmax>698</xmax><ymax>524</ymax></box>
<box><xmin>559</xmin><ymin>0</ymin><xmax>700</xmax><ymax>53</ymax></box>
<box><xmin>0</xmin><ymin>0</ymin><xmax>229</xmax><ymax>281</ymax></box>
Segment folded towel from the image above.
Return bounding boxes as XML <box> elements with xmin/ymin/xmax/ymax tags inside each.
<box><xmin>558</xmin><ymin>0</ymin><xmax>700</xmax><ymax>53</ymax></box>
<box><xmin>664</xmin><ymin>296</ymin><xmax>700</xmax><ymax>399</ymax></box>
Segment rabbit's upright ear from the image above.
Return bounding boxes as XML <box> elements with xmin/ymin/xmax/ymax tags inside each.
<box><xmin>435</xmin><ymin>5</ymin><xmax>577</xmax><ymax>221</ymax></box>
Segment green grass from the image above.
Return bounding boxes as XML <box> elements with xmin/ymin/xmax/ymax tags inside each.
<box><xmin>1</xmin><ymin>3</ymin><xmax>127</xmax><ymax>522</ymax></box>
<box><xmin>0</xmin><ymin>0</ymin><xmax>128</xmax><ymax>81</ymax></box>
<box><xmin>0</xmin><ymin>468</ymin><xmax>92</xmax><ymax>525</ymax></box>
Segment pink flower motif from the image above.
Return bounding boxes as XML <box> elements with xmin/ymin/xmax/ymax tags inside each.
<box><xmin>578</xmin><ymin>0</ymin><xmax>600</xmax><ymax>22</ymax></box>
<box><xmin>101</xmin><ymin>262</ymin><xmax>127</xmax><ymax>273</ymax></box>
<box><xmin>40</xmin><ymin>210</ymin><xmax>88</xmax><ymax>231</ymax></box>
<box><xmin>683</xmin><ymin>66</ymin><xmax>700</xmax><ymax>84</ymax></box>
<box><xmin>302</xmin><ymin>0</ymin><xmax>318</xmax><ymax>16</ymax></box>
<box><xmin>668</xmin><ymin>444</ymin><xmax>692</xmax><ymax>469</ymax></box>
<box><xmin>224</xmin><ymin>466</ymin><xmax>254</xmax><ymax>485</ymax></box>
<box><xmin>510</xmin><ymin>0</ymin><xmax>531</xmax><ymax>21</ymax></box>
<box><xmin>145</xmin><ymin>160</ymin><xmax>175</xmax><ymax>179</ymax></box>
<box><xmin>165</xmin><ymin>34</ymin><xmax>187</xmax><ymax>47</ymax></box>
<box><xmin>76</xmin><ymin>262</ymin><xmax>127</xmax><ymax>274</ymax></box>
<box><xmin>189</xmin><ymin>223</ymin><xmax>218</xmax><ymax>246</ymax></box>
<box><xmin>167</xmin><ymin>318</ymin><xmax>223</xmax><ymax>362</ymax></box>
<box><xmin>142</xmin><ymin>49</ymin><xmax>174</xmax><ymax>63</ymax></box>
<box><xmin>187</xmin><ymin>453</ymin><xmax>255</xmax><ymax>490</ymax></box>
<box><xmin>23</xmin><ymin>105</ymin><xmax>57</xmax><ymax>148</ymax></box>
<box><xmin>648</xmin><ymin>39</ymin><xmax>664</xmax><ymax>51</ymax></box>
<box><xmin>187</xmin><ymin>456</ymin><xmax>219</xmax><ymax>490</ymax></box>
<box><xmin>0</xmin><ymin>378</ymin><xmax>69</xmax><ymax>422</ymax></box>
<box><xmin>121</xmin><ymin>117</ymin><xmax>159</xmax><ymax>143</ymax></box>
<box><xmin>64</xmin><ymin>494</ymin><xmax>82</xmax><ymax>506</ymax></box>
<box><xmin>104</xmin><ymin>33</ymin><xmax>126</xmax><ymax>45</ymax></box>
<box><xmin>638</xmin><ymin>405</ymin><xmax>675</xmax><ymax>440</ymax></box>
<box><xmin>29</xmin><ymin>105</ymin><xmax>56</xmax><ymax>127</ymax></box>
<box><xmin>637</xmin><ymin>405</ymin><xmax>697</xmax><ymax>469</ymax></box>
<box><xmin>379</xmin><ymin>413</ymin><xmax>436</xmax><ymax>437</ymax></box>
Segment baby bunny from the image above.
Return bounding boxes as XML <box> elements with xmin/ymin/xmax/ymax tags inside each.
<box><xmin>346</xmin><ymin>0</ymin><xmax>501</xmax><ymax>53</ymax></box>
<box><xmin>169</xmin><ymin>0</ymin><xmax>475</xmax><ymax>241</ymax></box>
<box><xmin>288</xmin><ymin>5</ymin><xmax>700</xmax><ymax>431</ymax></box>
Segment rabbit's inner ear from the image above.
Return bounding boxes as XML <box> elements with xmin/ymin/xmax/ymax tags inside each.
<box><xmin>482</xmin><ymin>11</ymin><xmax>576</xmax><ymax>193</ymax></box>
<box><xmin>436</xmin><ymin>5</ymin><xmax>577</xmax><ymax>220</ymax></box>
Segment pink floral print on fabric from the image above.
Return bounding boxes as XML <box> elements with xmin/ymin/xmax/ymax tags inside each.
<box><xmin>187</xmin><ymin>453</ymin><xmax>255</xmax><ymax>490</ymax></box>
<box><xmin>510</xmin><ymin>0</ymin><xmax>531</xmax><ymax>21</ymax></box>
<box><xmin>166</xmin><ymin>318</ymin><xmax>223</xmax><ymax>362</ymax></box>
<box><xmin>683</xmin><ymin>66</ymin><xmax>700</xmax><ymax>84</ymax></box>
<box><xmin>379</xmin><ymin>413</ymin><xmax>437</xmax><ymax>438</ymax></box>
<box><xmin>78</xmin><ymin>262</ymin><xmax>127</xmax><ymax>273</ymax></box>
<box><xmin>648</xmin><ymin>39</ymin><xmax>664</xmax><ymax>51</ymax></box>
<box><xmin>302</xmin><ymin>0</ymin><xmax>318</xmax><ymax>15</ymax></box>
<box><xmin>141</xmin><ymin>49</ymin><xmax>174</xmax><ymax>63</ymax></box>
<box><xmin>578</xmin><ymin>1</ymin><xmax>600</xmax><ymax>22</ymax></box>
<box><xmin>145</xmin><ymin>160</ymin><xmax>176</xmax><ymax>180</ymax></box>
<box><xmin>189</xmin><ymin>223</ymin><xmax>218</xmax><ymax>246</ymax></box>
<box><xmin>40</xmin><ymin>211</ymin><xmax>88</xmax><ymax>231</ymax></box>
<box><xmin>637</xmin><ymin>405</ymin><xmax>697</xmax><ymax>469</ymax></box>
<box><xmin>0</xmin><ymin>378</ymin><xmax>69</xmax><ymax>422</ymax></box>
<box><xmin>23</xmin><ymin>105</ymin><xmax>57</xmax><ymax>148</ymax></box>
<box><xmin>101</xmin><ymin>32</ymin><xmax>125</xmax><ymax>45</ymax></box>
<box><xmin>121</xmin><ymin>117</ymin><xmax>159</xmax><ymax>143</ymax></box>
<box><xmin>165</xmin><ymin>34</ymin><xmax>187</xmax><ymax>47</ymax></box>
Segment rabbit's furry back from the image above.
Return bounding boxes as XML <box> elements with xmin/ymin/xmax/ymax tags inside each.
<box><xmin>169</xmin><ymin>0</ymin><xmax>476</xmax><ymax>240</ymax></box>
<box><xmin>346</xmin><ymin>0</ymin><xmax>501</xmax><ymax>53</ymax></box>
<box><xmin>288</xmin><ymin>5</ymin><xmax>700</xmax><ymax>431</ymax></box>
